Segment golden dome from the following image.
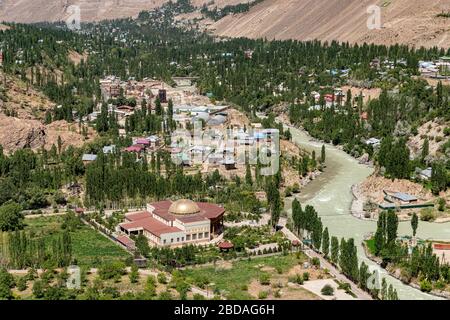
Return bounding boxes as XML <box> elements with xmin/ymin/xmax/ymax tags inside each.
<box><xmin>169</xmin><ymin>199</ymin><xmax>200</xmax><ymax>215</ymax></box>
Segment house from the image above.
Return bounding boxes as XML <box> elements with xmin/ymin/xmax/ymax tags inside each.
<box><xmin>384</xmin><ymin>190</ymin><xmax>418</xmax><ymax>204</ymax></box>
<box><xmin>365</xmin><ymin>138</ymin><xmax>381</xmax><ymax>147</ymax></box>
<box><xmin>102</xmin><ymin>145</ymin><xmax>116</xmax><ymax>154</ymax></box>
<box><xmin>207</xmin><ymin>153</ymin><xmax>224</xmax><ymax>165</ymax></box>
<box><xmin>135</xmin><ymin>138</ymin><xmax>150</xmax><ymax>146</ymax></box>
<box><xmin>172</xmin><ymin>152</ymin><xmax>191</xmax><ymax>166</ymax></box>
<box><xmin>223</xmin><ymin>158</ymin><xmax>236</xmax><ymax>170</ymax></box>
<box><xmin>419</xmin><ymin>167</ymin><xmax>432</xmax><ymax>181</ymax></box>
<box><xmin>147</xmin><ymin>135</ymin><xmax>161</xmax><ymax>147</ymax></box>
<box><xmin>189</xmin><ymin>146</ymin><xmax>212</xmax><ymax>163</ymax></box>
<box><xmin>124</xmin><ymin>145</ymin><xmax>143</xmax><ymax>153</ymax></box>
<box><xmin>324</xmin><ymin>94</ymin><xmax>334</xmax><ymax>103</ymax></box>
<box><xmin>82</xmin><ymin>154</ymin><xmax>97</xmax><ymax>164</ymax></box>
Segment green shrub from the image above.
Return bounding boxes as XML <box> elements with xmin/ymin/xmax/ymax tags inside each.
<box><xmin>311</xmin><ymin>257</ymin><xmax>320</xmax><ymax>267</ymax></box>
<box><xmin>98</xmin><ymin>261</ymin><xmax>126</xmax><ymax>281</ymax></box>
<box><xmin>420</xmin><ymin>279</ymin><xmax>432</xmax><ymax>292</ymax></box>
<box><xmin>302</xmin><ymin>272</ymin><xmax>310</xmax><ymax>281</ymax></box>
<box><xmin>258</xmin><ymin>290</ymin><xmax>268</xmax><ymax>299</ymax></box>
<box><xmin>157</xmin><ymin>272</ymin><xmax>167</xmax><ymax>284</ymax></box>
<box><xmin>321</xmin><ymin>284</ymin><xmax>334</xmax><ymax>296</ymax></box>
<box><xmin>437</xmin><ymin>198</ymin><xmax>446</xmax><ymax>212</ymax></box>
<box><xmin>420</xmin><ymin>208</ymin><xmax>436</xmax><ymax>222</ymax></box>
<box><xmin>259</xmin><ymin>273</ymin><xmax>271</xmax><ymax>285</ymax></box>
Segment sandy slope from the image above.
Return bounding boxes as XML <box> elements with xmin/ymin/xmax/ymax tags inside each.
<box><xmin>0</xmin><ymin>0</ymin><xmax>168</xmax><ymax>23</ymax></box>
<box><xmin>209</xmin><ymin>0</ymin><xmax>450</xmax><ymax>48</ymax></box>
<box><xmin>0</xmin><ymin>0</ymin><xmax>244</xmax><ymax>23</ymax></box>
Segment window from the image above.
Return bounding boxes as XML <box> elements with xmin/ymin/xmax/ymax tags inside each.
<box><xmin>181</xmin><ymin>237</ymin><xmax>184</xmax><ymax>241</ymax></box>
<box><xmin>186</xmin><ymin>235</ymin><xmax>191</xmax><ymax>241</ymax></box>
<box><xmin>193</xmin><ymin>234</ymin><xmax>197</xmax><ymax>240</ymax></box>
<box><xmin>171</xmin><ymin>238</ymin><xmax>173</xmax><ymax>243</ymax></box>
<box><xmin>163</xmin><ymin>239</ymin><xmax>166</xmax><ymax>244</ymax></box>
<box><xmin>204</xmin><ymin>232</ymin><xmax>209</xmax><ymax>238</ymax></box>
<box><xmin>177</xmin><ymin>237</ymin><xmax>179</xmax><ymax>242</ymax></box>
<box><xmin>198</xmin><ymin>233</ymin><xmax>203</xmax><ymax>239</ymax></box>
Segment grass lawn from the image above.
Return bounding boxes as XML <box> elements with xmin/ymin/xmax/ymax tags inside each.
<box><xmin>23</xmin><ymin>215</ymin><xmax>130</xmax><ymax>267</ymax></box>
<box><xmin>181</xmin><ymin>253</ymin><xmax>306</xmax><ymax>299</ymax></box>
<box><xmin>365</xmin><ymin>238</ymin><xmax>376</xmax><ymax>255</ymax></box>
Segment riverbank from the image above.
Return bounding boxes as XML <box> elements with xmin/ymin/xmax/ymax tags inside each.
<box><xmin>282</xmin><ymin>122</ymin><xmax>448</xmax><ymax>300</ymax></box>
<box><xmin>350</xmin><ymin>175</ymin><xmax>450</xmax><ymax>223</ymax></box>
<box><xmin>361</xmin><ymin>237</ymin><xmax>450</xmax><ymax>300</ymax></box>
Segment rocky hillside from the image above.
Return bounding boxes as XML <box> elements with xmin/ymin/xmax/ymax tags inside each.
<box><xmin>0</xmin><ymin>74</ymin><xmax>96</xmax><ymax>154</ymax></box>
<box><xmin>209</xmin><ymin>0</ymin><xmax>450</xmax><ymax>49</ymax></box>
<box><xmin>0</xmin><ymin>0</ymin><xmax>448</xmax><ymax>48</ymax></box>
<box><xmin>0</xmin><ymin>0</ymin><xmax>238</xmax><ymax>23</ymax></box>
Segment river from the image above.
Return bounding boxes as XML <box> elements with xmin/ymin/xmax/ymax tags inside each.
<box><xmin>284</xmin><ymin>125</ymin><xmax>450</xmax><ymax>300</ymax></box>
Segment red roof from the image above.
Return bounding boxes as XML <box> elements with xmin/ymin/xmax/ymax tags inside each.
<box><xmin>120</xmin><ymin>215</ymin><xmax>181</xmax><ymax>237</ymax></box>
<box><xmin>116</xmin><ymin>235</ymin><xmax>135</xmax><ymax>248</ymax></box>
<box><xmin>124</xmin><ymin>145</ymin><xmax>143</xmax><ymax>153</ymax></box>
<box><xmin>136</xmin><ymin>138</ymin><xmax>150</xmax><ymax>145</ymax></box>
<box><xmin>218</xmin><ymin>241</ymin><xmax>234</xmax><ymax>249</ymax></box>
<box><xmin>434</xmin><ymin>243</ymin><xmax>450</xmax><ymax>250</ymax></box>
<box><xmin>125</xmin><ymin>211</ymin><xmax>152</xmax><ymax>222</ymax></box>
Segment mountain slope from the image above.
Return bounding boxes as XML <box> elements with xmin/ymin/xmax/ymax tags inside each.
<box><xmin>0</xmin><ymin>0</ymin><xmax>449</xmax><ymax>48</ymax></box>
<box><xmin>0</xmin><ymin>0</ymin><xmax>243</xmax><ymax>23</ymax></box>
<box><xmin>208</xmin><ymin>0</ymin><xmax>450</xmax><ymax>48</ymax></box>
<box><xmin>0</xmin><ymin>0</ymin><xmax>168</xmax><ymax>23</ymax></box>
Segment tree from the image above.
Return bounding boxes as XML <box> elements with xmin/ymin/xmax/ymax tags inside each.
<box><xmin>266</xmin><ymin>180</ymin><xmax>281</xmax><ymax>227</ymax></box>
<box><xmin>320</xmin><ymin>145</ymin><xmax>326</xmax><ymax>164</ymax></box>
<box><xmin>421</xmin><ymin>138</ymin><xmax>429</xmax><ymax>163</ymax></box>
<box><xmin>411</xmin><ymin>212</ymin><xmax>418</xmax><ymax>237</ymax></box>
<box><xmin>0</xmin><ymin>202</ymin><xmax>23</xmax><ymax>231</ymax></box>
<box><xmin>374</xmin><ymin>211</ymin><xmax>386</xmax><ymax>256</ymax></box>
<box><xmin>358</xmin><ymin>262</ymin><xmax>369</xmax><ymax>290</ymax></box>
<box><xmin>129</xmin><ymin>264</ymin><xmax>139</xmax><ymax>284</ymax></box>
<box><xmin>98</xmin><ymin>261</ymin><xmax>126</xmax><ymax>281</ymax></box>
<box><xmin>386</xmin><ymin>210</ymin><xmax>398</xmax><ymax>245</ymax></box>
<box><xmin>322</xmin><ymin>227</ymin><xmax>330</xmax><ymax>257</ymax></box>
<box><xmin>0</xmin><ymin>268</ymin><xmax>14</xmax><ymax>300</ymax></box>
<box><xmin>431</xmin><ymin>162</ymin><xmax>448</xmax><ymax>195</ymax></box>
<box><xmin>245</xmin><ymin>162</ymin><xmax>253</xmax><ymax>186</ymax></box>
<box><xmin>135</xmin><ymin>234</ymin><xmax>151</xmax><ymax>257</ymax></box>
<box><xmin>312</xmin><ymin>219</ymin><xmax>322</xmax><ymax>251</ymax></box>
<box><xmin>32</xmin><ymin>279</ymin><xmax>45</xmax><ymax>299</ymax></box>
<box><xmin>330</xmin><ymin>236</ymin><xmax>339</xmax><ymax>264</ymax></box>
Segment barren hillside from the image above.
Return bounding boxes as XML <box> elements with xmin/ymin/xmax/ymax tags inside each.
<box><xmin>0</xmin><ymin>74</ymin><xmax>96</xmax><ymax>154</ymax></box>
<box><xmin>209</xmin><ymin>0</ymin><xmax>450</xmax><ymax>49</ymax></box>
<box><xmin>0</xmin><ymin>0</ymin><xmax>448</xmax><ymax>48</ymax></box>
<box><xmin>0</xmin><ymin>0</ymin><xmax>242</xmax><ymax>23</ymax></box>
<box><xmin>0</xmin><ymin>0</ymin><xmax>167</xmax><ymax>23</ymax></box>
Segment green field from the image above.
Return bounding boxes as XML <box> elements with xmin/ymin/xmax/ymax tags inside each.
<box><xmin>23</xmin><ymin>215</ymin><xmax>131</xmax><ymax>267</ymax></box>
<box><xmin>181</xmin><ymin>253</ymin><xmax>306</xmax><ymax>299</ymax></box>
<box><xmin>365</xmin><ymin>238</ymin><xmax>376</xmax><ymax>255</ymax></box>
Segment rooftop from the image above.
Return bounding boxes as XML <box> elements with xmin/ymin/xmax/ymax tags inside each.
<box><xmin>82</xmin><ymin>154</ymin><xmax>97</xmax><ymax>161</ymax></box>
